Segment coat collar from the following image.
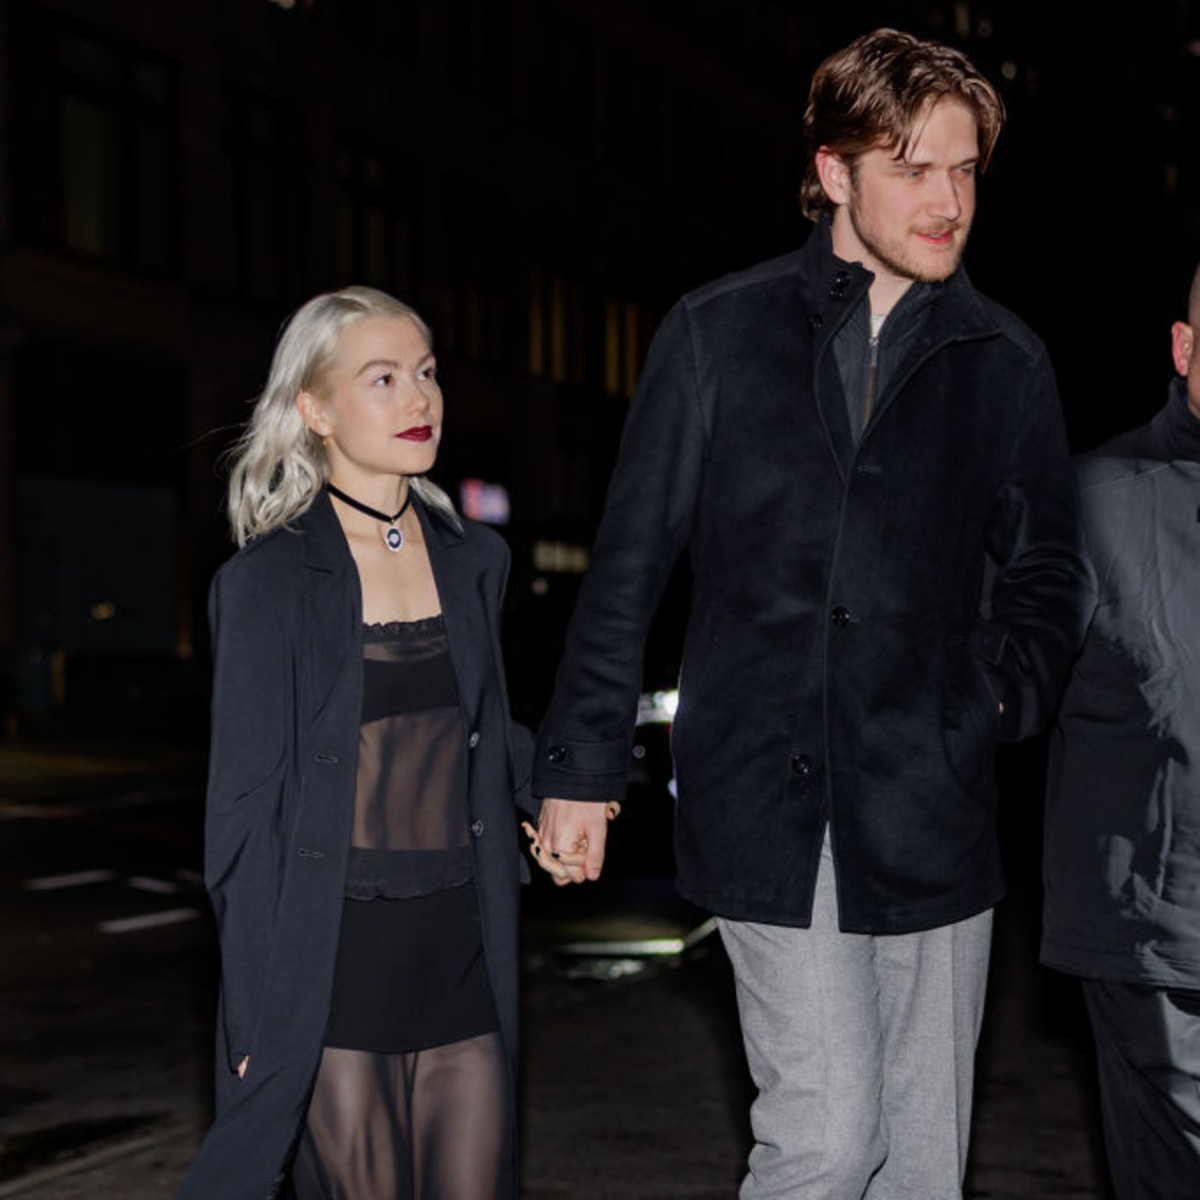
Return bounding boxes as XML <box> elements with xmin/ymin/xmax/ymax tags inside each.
<box><xmin>796</xmin><ymin>215</ymin><xmax>1001</xmax><ymax>359</ymax></box>
<box><xmin>1152</xmin><ymin>377</ymin><xmax>1200</xmax><ymax>463</ymax></box>
<box><xmin>414</xmin><ymin>496</ymin><xmax>489</xmax><ymax>726</ymax></box>
<box><xmin>296</xmin><ymin>487</ymin><xmax>354</xmax><ymax>576</ymax></box>
<box><xmin>796</xmin><ymin>217</ymin><xmax>1004</xmax><ymax>479</ymax></box>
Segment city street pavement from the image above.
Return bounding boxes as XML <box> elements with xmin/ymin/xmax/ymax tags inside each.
<box><xmin>0</xmin><ymin>740</ymin><xmax>1114</xmax><ymax>1199</ymax></box>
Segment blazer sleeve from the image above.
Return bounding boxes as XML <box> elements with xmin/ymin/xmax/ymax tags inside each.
<box><xmin>534</xmin><ymin>300</ymin><xmax>707</xmax><ymax>800</ymax></box>
<box><xmin>976</xmin><ymin>346</ymin><xmax>1094</xmax><ymax>742</ymax></box>
<box><xmin>204</xmin><ymin>552</ymin><xmax>296</xmax><ymax>1073</ymax></box>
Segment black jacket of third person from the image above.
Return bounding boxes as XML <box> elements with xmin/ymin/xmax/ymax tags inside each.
<box><xmin>1043</xmin><ymin>379</ymin><xmax>1200</xmax><ymax>988</ymax></box>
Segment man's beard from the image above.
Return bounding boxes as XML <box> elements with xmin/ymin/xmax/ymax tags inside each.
<box><xmin>848</xmin><ymin>203</ymin><xmax>969</xmax><ymax>284</ymax></box>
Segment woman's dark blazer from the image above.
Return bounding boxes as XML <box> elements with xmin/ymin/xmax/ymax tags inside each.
<box><xmin>177</xmin><ymin>489</ymin><xmax>532</xmax><ymax>1200</ymax></box>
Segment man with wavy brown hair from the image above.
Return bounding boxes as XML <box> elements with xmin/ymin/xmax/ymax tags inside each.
<box><xmin>534</xmin><ymin>28</ymin><xmax>1089</xmax><ymax>1199</ymax></box>
<box><xmin>798</xmin><ymin>32</ymin><xmax>1004</xmax><ymax>224</ymax></box>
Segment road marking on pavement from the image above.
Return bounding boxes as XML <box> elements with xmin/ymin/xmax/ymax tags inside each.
<box><xmin>0</xmin><ymin>787</ymin><xmax>200</xmax><ymax>821</ymax></box>
<box><xmin>0</xmin><ymin>801</ymin><xmax>81</xmax><ymax>820</ymax></box>
<box><xmin>23</xmin><ymin>868</ymin><xmax>120</xmax><ymax>891</ymax></box>
<box><xmin>98</xmin><ymin>907</ymin><xmax>202</xmax><ymax>934</ymax></box>
<box><xmin>126</xmin><ymin>876</ymin><xmax>181</xmax><ymax>894</ymax></box>
<box><xmin>552</xmin><ymin>915</ymin><xmax>720</xmax><ymax>958</ymax></box>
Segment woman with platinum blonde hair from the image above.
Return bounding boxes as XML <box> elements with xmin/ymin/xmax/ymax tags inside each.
<box><xmin>179</xmin><ymin>285</ymin><xmax>534</xmax><ymax>1200</ymax></box>
<box><xmin>226</xmin><ymin>286</ymin><xmax>458</xmax><ymax>545</ymax></box>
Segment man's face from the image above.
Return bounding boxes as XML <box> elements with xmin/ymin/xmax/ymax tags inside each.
<box><xmin>825</xmin><ymin>98</ymin><xmax>980</xmax><ymax>292</ymax></box>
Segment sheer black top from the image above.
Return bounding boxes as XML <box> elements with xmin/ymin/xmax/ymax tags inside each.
<box><xmin>346</xmin><ymin>616</ymin><xmax>471</xmax><ymax>900</ymax></box>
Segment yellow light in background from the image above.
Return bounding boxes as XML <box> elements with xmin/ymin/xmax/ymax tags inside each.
<box><xmin>529</xmin><ymin>269</ymin><xmax>545</xmax><ymax>377</ymax></box>
<box><xmin>532</xmin><ymin>540</ymin><xmax>590</xmax><ymax>574</ymax></box>
<box><xmin>604</xmin><ymin>300</ymin><xmax>621</xmax><ymax>394</ymax></box>
<box><xmin>623</xmin><ymin>302</ymin><xmax>639</xmax><ymax>398</ymax></box>
<box><xmin>550</xmin><ymin>275</ymin><xmax>567</xmax><ymax>383</ymax></box>
<box><xmin>90</xmin><ymin>601</ymin><xmax>117</xmax><ymax>621</ymax></box>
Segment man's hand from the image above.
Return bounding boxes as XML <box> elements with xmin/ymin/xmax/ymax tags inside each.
<box><xmin>525</xmin><ymin>798</ymin><xmax>619</xmax><ymax>885</ymax></box>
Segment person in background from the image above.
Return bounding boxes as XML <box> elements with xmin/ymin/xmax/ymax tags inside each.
<box><xmin>1042</xmin><ymin>262</ymin><xmax>1200</xmax><ymax>1200</ymax></box>
<box><xmin>530</xmin><ymin>28</ymin><xmax>1091</xmax><ymax>1200</ymax></box>
<box><xmin>178</xmin><ymin>286</ymin><xmax>531</xmax><ymax>1200</ymax></box>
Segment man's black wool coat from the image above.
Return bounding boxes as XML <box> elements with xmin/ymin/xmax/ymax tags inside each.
<box><xmin>535</xmin><ymin>220</ymin><xmax>1092</xmax><ymax>935</ymax></box>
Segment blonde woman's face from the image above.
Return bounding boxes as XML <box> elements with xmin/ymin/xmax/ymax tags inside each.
<box><xmin>296</xmin><ymin>316</ymin><xmax>442</xmax><ymax>490</ymax></box>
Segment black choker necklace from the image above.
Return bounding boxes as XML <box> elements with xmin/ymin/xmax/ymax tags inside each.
<box><xmin>327</xmin><ymin>483</ymin><xmax>413</xmax><ymax>551</ymax></box>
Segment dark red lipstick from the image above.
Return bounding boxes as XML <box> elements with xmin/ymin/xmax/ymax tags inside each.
<box><xmin>397</xmin><ymin>426</ymin><xmax>433</xmax><ymax>442</ymax></box>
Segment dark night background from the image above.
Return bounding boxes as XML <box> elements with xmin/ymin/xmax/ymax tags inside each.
<box><xmin>0</xmin><ymin>3</ymin><xmax>1196</xmax><ymax>1196</ymax></box>
<box><xmin>1</xmin><ymin>0</ymin><xmax>1197</xmax><ymax>741</ymax></box>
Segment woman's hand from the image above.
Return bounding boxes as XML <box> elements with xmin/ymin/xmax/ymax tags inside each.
<box><xmin>522</xmin><ymin>800</ymin><xmax>620</xmax><ymax>885</ymax></box>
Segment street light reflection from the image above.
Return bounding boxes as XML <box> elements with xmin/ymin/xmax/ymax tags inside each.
<box><xmin>636</xmin><ymin>688</ymin><xmax>678</xmax><ymax>726</ymax></box>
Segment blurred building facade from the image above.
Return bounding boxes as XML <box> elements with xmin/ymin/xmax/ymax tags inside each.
<box><xmin>0</xmin><ymin>0</ymin><xmax>1197</xmax><ymax>733</ymax></box>
<box><xmin>0</xmin><ymin>0</ymin><xmax>810</xmax><ymax>731</ymax></box>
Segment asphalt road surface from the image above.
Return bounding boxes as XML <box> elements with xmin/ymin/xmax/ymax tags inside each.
<box><xmin>0</xmin><ymin>741</ymin><xmax>1113</xmax><ymax>1199</ymax></box>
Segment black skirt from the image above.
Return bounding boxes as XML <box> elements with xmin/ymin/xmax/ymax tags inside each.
<box><xmin>323</xmin><ymin>880</ymin><xmax>498</xmax><ymax>1053</ymax></box>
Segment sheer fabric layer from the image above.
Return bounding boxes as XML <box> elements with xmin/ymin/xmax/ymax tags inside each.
<box><xmin>350</xmin><ymin>617</ymin><xmax>470</xmax><ymax>900</ymax></box>
<box><xmin>294</xmin><ymin>616</ymin><xmax>508</xmax><ymax>1200</ymax></box>
<box><xmin>292</xmin><ymin>1035</ymin><xmax>508</xmax><ymax>1200</ymax></box>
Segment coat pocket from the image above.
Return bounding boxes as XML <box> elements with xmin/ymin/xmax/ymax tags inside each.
<box><xmin>941</xmin><ymin>636</ymin><xmax>1001</xmax><ymax>788</ymax></box>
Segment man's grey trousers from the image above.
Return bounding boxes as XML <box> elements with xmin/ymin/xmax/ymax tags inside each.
<box><xmin>718</xmin><ymin>832</ymin><xmax>992</xmax><ymax>1199</ymax></box>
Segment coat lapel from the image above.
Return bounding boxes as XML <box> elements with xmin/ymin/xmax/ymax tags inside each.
<box><xmin>297</xmin><ymin>491</ymin><xmax>362</xmax><ymax>720</ymax></box>
<box><xmin>865</xmin><ymin>270</ymin><xmax>1000</xmax><ymax>434</ymax></box>
<box><xmin>296</xmin><ymin>489</ymin><xmax>491</xmax><ymax>730</ymax></box>
<box><xmin>418</xmin><ymin>499</ymin><xmax>488</xmax><ymax>729</ymax></box>
<box><xmin>793</xmin><ymin>224</ymin><xmax>867</xmax><ymax>483</ymax></box>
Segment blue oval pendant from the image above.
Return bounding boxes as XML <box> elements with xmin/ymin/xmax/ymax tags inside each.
<box><xmin>384</xmin><ymin>525</ymin><xmax>404</xmax><ymax>552</ymax></box>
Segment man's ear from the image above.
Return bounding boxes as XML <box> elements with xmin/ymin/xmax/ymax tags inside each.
<box><xmin>1170</xmin><ymin>321</ymin><xmax>1195</xmax><ymax>378</ymax></box>
<box><xmin>815</xmin><ymin>148</ymin><xmax>852</xmax><ymax>207</ymax></box>
<box><xmin>295</xmin><ymin>389</ymin><xmax>330</xmax><ymax>436</ymax></box>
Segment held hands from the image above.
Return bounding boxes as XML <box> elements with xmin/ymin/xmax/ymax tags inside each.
<box><xmin>522</xmin><ymin>798</ymin><xmax>621</xmax><ymax>886</ymax></box>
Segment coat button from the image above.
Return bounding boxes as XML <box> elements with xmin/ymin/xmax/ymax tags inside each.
<box><xmin>468</xmin><ymin>731</ymin><xmax>481</xmax><ymax>749</ymax></box>
<box><xmin>808</xmin><ymin>313</ymin><xmax>824</xmax><ymax>331</ymax></box>
<box><xmin>790</xmin><ymin>753</ymin><xmax>814</xmax><ymax>777</ymax></box>
<box><xmin>470</xmin><ymin>819</ymin><xmax>485</xmax><ymax>837</ymax></box>
<box><xmin>831</xmin><ymin>606</ymin><xmax>852</xmax><ymax>627</ymax></box>
<box><xmin>547</xmin><ymin>745</ymin><xmax>569</xmax><ymax>764</ymax></box>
